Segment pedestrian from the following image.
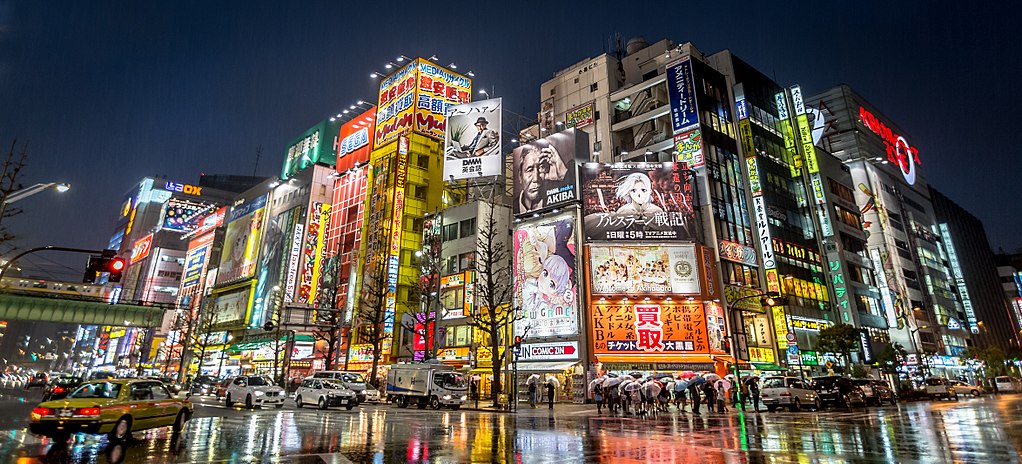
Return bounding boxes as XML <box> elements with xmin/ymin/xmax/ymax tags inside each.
<box><xmin>528</xmin><ymin>381</ymin><xmax>538</xmax><ymax>408</ymax></box>
<box><xmin>470</xmin><ymin>379</ymin><xmax>477</xmax><ymax>400</ymax></box>
<box><xmin>676</xmin><ymin>386</ymin><xmax>688</xmax><ymax>411</ymax></box>
<box><xmin>747</xmin><ymin>377</ymin><xmax>761</xmax><ymax>412</ymax></box>
<box><xmin>608</xmin><ymin>384</ymin><xmax>620</xmax><ymax>413</ymax></box>
<box><xmin>546</xmin><ymin>381</ymin><xmax>556</xmax><ymax>409</ymax></box>
<box><xmin>714</xmin><ymin>377</ymin><xmax>730</xmax><ymax>413</ymax></box>
<box><xmin>702</xmin><ymin>381</ymin><xmax>716</xmax><ymax>413</ymax></box>
<box><xmin>688</xmin><ymin>381</ymin><xmax>701</xmax><ymax>414</ymax></box>
<box><xmin>595</xmin><ymin>386</ymin><xmax>604</xmax><ymax>414</ymax></box>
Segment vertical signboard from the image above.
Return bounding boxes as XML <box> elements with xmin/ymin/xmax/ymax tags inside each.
<box><xmin>300</xmin><ymin>202</ymin><xmax>331</xmax><ymax>305</ymax></box>
<box><xmin>666</xmin><ymin>58</ymin><xmax>700</xmax><ymax>134</ymax></box>
<box><xmin>790</xmin><ymin>85</ymin><xmax>820</xmax><ymax>174</ymax></box>
<box><xmin>444</xmin><ymin>98</ymin><xmax>503</xmax><ymax>179</ymax></box>
<box><xmin>182</xmin><ymin>232</ymin><xmax>215</xmax><ymax>289</ymax></box>
<box><xmin>374</xmin><ymin>61</ymin><xmax>418</xmax><ymax>148</ymax></box>
<box><xmin>216</xmin><ymin>195</ymin><xmax>267</xmax><ymax>285</ymax></box>
<box><xmin>738</xmin><ymin>97</ymin><xmax>779</xmax><ymax>295</ymax></box>
<box><xmin>939</xmin><ymin>223</ymin><xmax>977</xmax><ymax>333</ymax></box>
<box><xmin>512</xmin><ymin>213</ymin><xmax>579</xmax><ymax>338</ymax></box>
<box><xmin>776</xmin><ymin>91</ymin><xmax>802</xmax><ymax>178</ymax></box>
<box><xmin>414</xmin><ymin>59</ymin><xmax>472</xmax><ymax>140</ymax></box>
<box><xmin>284</xmin><ymin>223</ymin><xmax>305</xmax><ymax>303</ymax></box>
<box><xmin>384</xmin><ymin>141</ymin><xmax>410</xmax><ymax>347</ymax></box>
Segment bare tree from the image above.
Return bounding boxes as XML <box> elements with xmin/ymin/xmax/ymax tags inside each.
<box><xmin>465</xmin><ymin>199</ymin><xmax>519</xmax><ymax>407</ymax></box>
<box><xmin>0</xmin><ymin>140</ymin><xmax>30</xmax><ymax>242</ymax></box>
<box><xmin>401</xmin><ymin>221</ymin><xmax>444</xmax><ymax>361</ymax></box>
<box><xmin>179</xmin><ymin>302</ymin><xmax>218</xmax><ymax>381</ymax></box>
<box><xmin>355</xmin><ymin>252</ymin><xmax>391</xmax><ymax>388</ymax></box>
<box><xmin>312</xmin><ymin>308</ymin><xmax>342</xmax><ymax>370</ymax></box>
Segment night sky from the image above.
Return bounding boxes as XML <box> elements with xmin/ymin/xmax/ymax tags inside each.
<box><xmin>0</xmin><ymin>1</ymin><xmax>1017</xmax><ymax>279</ymax></box>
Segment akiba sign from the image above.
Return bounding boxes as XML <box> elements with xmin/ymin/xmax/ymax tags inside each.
<box><xmin>858</xmin><ymin>106</ymin><xmax>921</xmax><ymax>185</ymax></box>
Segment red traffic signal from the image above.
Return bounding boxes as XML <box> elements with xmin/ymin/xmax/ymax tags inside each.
<box><xmin>109</xmin><ymin>258</ymin><xmax>125</xmax><ymax>272</ymax></box>
<box><xmin>84</xmin><ymin>255</ymin><xmax>126</xmax><ymax>283</ymax></box>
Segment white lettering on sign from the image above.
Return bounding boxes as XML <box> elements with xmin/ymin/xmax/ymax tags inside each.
<box><xmin>284</xmin><ymin>223</ymin><xmax>304</xmax><ymax>303</ymax></box>
<box><xmin>339</xmin><ymin>127</ymin><xmax>369</xmax><ymax>156</ymax></box>
<box><xmin>164</xmin><ymin>181</ymin><xmax>202</xmax><ymax>196</ymax></box>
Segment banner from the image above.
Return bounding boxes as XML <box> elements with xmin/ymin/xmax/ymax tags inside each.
<box><xmin>216</xmin><ymin>195</ymin><xmax>267</xmax><ymax>285</ymax></box>
<box><xmin>181</xmin><ymin>232</ymin><xmax>214</xmax><ymax>289</ymax></box>
<box><xmin>444</xmin><ymin>98</ymin><xmax>502</xmax><ymax>179</ymax></box>
<box><xmin>299</xmin><ymin>202</ymin><xmax>330</xmax><ymax>305</ymax></box>
<box><xmin>589</xmin><ymin>245</ymin><xmax>700</xmax><ymax>295</ymax></box>
<box><xmin>591</xmin><ymin>302</ymin><xmax>725</xmax><ymax>356</ymax></box>
<box><xmin>512</xmin><ymin>213</ymin><xmax>578</xmax><ymax>338</ymax></box>
<box><xmin>512</xmin><ymin>129</ymin><xmax>586</xmax><ymax>216</ymax></box>
<box><xmin>581</xmin><ymin>162</ymin><xmax>695</xmax><ymax>241</ymax></box>
<box><xmin>666</xmin><ymin>58</ymin><xmax>699</xmax><ymax>133</ymax></box>
<box><xmin>564</xmin><ymin>102</ymin><xmax>594</xmax><ymax>129</ymax></box>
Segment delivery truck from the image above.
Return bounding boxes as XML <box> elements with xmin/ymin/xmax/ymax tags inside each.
<box><xmin>386</xmin><ymin>362</ymin><xmax>468</xmax><ymax>409</ymax></box>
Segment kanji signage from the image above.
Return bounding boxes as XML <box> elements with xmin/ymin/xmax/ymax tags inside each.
<box><xmin>591</xmin><ymin>302</ymin><xmax>725</xmax><ymax>356</ymax></box>
<box><xmin>581</xmin><ymin>162</ymin><xmax>695</xmax><ymax>241</ymax></box>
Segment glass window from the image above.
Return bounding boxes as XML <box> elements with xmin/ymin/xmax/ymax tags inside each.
<box><xmin>442</xmin><ymin>224</ymin><xmax>458</xmax><ymax>242</ymax></box>
<box><xmin>459</xmin><ymin>252</ymin><xmax>475</xmax><ymax>270</ymax></box>
<box><xmin>247</xmin><ymin>376</ymin><xmax>271</xmax><ymax>387</ymax></box>
<box><xmin>70</xmin><ymin>382</ymin><xmax>121</xmax><ymax>399</ymax></box>
<box><xmin>151</xmin><ymin>384</ymin><xmax>171</xmax><ymax>400</ymax></box>
<box><xmin>459</xmin><ymin>218</ymin><xmax>476</xmax><ymax>238</ymax></box>
<box><xmin>130</xmin><ymin>383</ymin><xmax>154</xmax><ymax>401</ymax></box>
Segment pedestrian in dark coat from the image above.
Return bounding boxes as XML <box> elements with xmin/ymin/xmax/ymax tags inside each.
<box><xmin>688</xmin><ymin>382</ymin><xmax>701</xmax><ymax>414</ymax></box>
<box><xmin>546</xmin><ymin>381</ymin><xmax>555</xmax><ymax>409</ymax></box>
<box><xmin>702</xmin><ymin>381</ymin><xmax>716</xmax><ymax>413</ymax></box>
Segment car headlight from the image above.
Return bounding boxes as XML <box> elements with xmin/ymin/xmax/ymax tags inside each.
<box><xmin>460</xmin><ymin>395</ymin><xmax>467</xmax><ymax>401</ymax></box>
<box><xmin>443</xmin><ymin>395</ymin><xmax>452</xmax><ymax>400</ymax></box>
<box><xmin>254</xmin><ymin>391</ymin><xmax>265</xmax><ymax>396</ymax></box>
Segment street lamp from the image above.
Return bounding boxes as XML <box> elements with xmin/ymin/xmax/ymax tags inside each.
<box><xmin>3</xmin><ymin>182</ymin><xmax>71</xmax><ymax>205</ymax></box>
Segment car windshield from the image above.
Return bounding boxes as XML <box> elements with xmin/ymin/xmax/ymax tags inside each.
<box><xmin>247</xmin><ymin>376</ymin><xmax>272</xmax><ymax>386</ymax></box>
<box><xmin>437</xmin><ymin>373</ymin><xmax>467</xmax><ymax>389</ymax></box>
<box><xmin>995</xmin><ymin>377</ymin><xmax>1011</xmax><ymax>383</ymax></box>
<box><xmin>323</xmin><ymin>381</ymin><xmax>345</xmax><ymax>390</ymax></box>
<box><xmin>341</xmin><ymin>373</ymin><xmax>365</xmax><ymax>384</ymax></box>
<box><xmin>762</xmin><ymin>378</ymin><xmax>786</xmax><ymax>389</ymax></box>
<box><xmin>70</xmin><ymin>382</ymin><xmax>121</xmax><ymax>399</ymax></box>
<box><xmin>852</xmin><ymin>379</ymin><xmax>871</xmax><ymax>385</ymax></box>
<box><xmin>813</xmin><ymin>378</ymin><xmax>839</xmax><ymax>387</ymax></box>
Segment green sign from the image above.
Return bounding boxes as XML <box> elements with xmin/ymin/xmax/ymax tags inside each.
<box><xmin>800</xmin><ymin>350</ymin><xmax>819</xmax><ymax>366</ymax></box>
<box><xmin>281</xmin><ymin>119</ymin><xmax>341</xmax><ymax>179</ymax></box>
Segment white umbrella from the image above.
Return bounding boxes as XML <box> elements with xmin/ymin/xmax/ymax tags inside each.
<box><xmin>526</xmin><ymin>373</ymin><xmax>541</xmax><ymax>385</ymax></box>
<box><xmin>545</xmin><ymin>376</ymin><xmax>560</xmax><ymax>389</ymax></box>
<box><xmin>624</xmin><ymin>381</ymin><xmax>642</xmax><ymax>392</ymax></box>
<box><xmin>602</xmin><ymin>377</ymin><xmax>623</xmax><ymax>388</ymax></box>
<box><xmin>703</xmin><ymin>373</ymin><xmax>721</xmax><ymax>383</ymax></box>
<box><xmin>588</xmin><ymin>378</ymin><xmax>605</xmax><ymax>394</ymax></box>
<box><xmin>642</xmin><ymin>381</ymin><xmax>662</xmax><ymax>397</ymax></box>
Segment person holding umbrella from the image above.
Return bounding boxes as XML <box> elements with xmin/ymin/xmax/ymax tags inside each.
<box><xmin>687</xmin><ymin>378</ymin><xmax>702</xmax><ymax>414</ymax></box>
<box><xmin>527</xmin><ymin>374</ymin><xmax>539</xmax><ymax>408</ymax></box>
<box><xmin>702</xmin><ymin>376</ymin><xmax>717</xmax><ymax>413</ymax></box>
<box><xmin>746</xmin><ymin>376</ymin><xmax>761</xmax><ymax>412</ymax></box>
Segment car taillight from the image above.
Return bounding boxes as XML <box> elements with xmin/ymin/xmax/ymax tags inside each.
<box><xmin>32</xmin><ymin>407</ymin><xmax>54</xmax><ymax>416</ymax></box>
<box><xmin>779</xmin><ymin>392</ymin><xmax>792</xmax><ymax>397</ymax></box>
<box><xmin>52</xmin><ymin>387</ymin><xmax>65</xmax><ymax>394</ymax></box>
<box><xmin>76</xmin><ymin>407</ymin><xmax>101</xmax><ymax>416</ymax></box>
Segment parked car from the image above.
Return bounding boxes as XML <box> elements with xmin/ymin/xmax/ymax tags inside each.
<box><xmin>852</xmin><ymin>378</ymin><xmax>881</xmax><ymax>406</ymax></box>
<box><xmin>312</xmin><ymin>371</ymin><xmax>381</xmax><ymax>404</ymax></box>
<box><xmin>25</xmin><ymin>372</ymin><xmax>49</xmax><ymax>389</ymax></box>
<box><xmin>923</xmin><ymin>377</ymin><xmax>958</xmax><ymax>401</ymax></box>
<box><xmin>951</xmin><ymin>380</ymin><xmax>984</xmax><ymax>397</ymax></box>
<box><xmin>294</xmin><ymin>378</ymin><xmax>358</xmax><ymax>410</ymax></box>
<box><xmin>994</xmin><ymin>376</ymin><xmax>1019</xmax><ymax>393</ymax></box>
<box><xmin>759</xmin><ymin>376</ymin><xmax>821</xmax><ymax>412</ymax></box>
<box><xmin>811</xmin><ymin>376</ymin><xmax>866</xmax><ymax>408</ymax></box>
<box><xmin>224</xmin><ymin>375</ymin><xmax>285</xmax><ymax>409</ymax></box>
<box><xmin>42</xmin><ymin>376</ymin><xmax>83</xmax><ymax>402</ymax></box>
<box><xmin>29</xmin><ymin>379</ymin><xmax>192</xmax><ymax>442</ymax></box>
<box><xmin>870</xmin><ymin>380</ymin><xmax>898</xmax><ymax>405</ymax></box>
<box><xmin>189</xmin><ymin>375</ymin><xmax>218</xmax><ymax>396</ymax></box>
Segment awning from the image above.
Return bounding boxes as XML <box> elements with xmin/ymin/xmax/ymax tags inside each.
<box><xmin>513</xmin><ymin>361</ymin><xmax>579</xmax><ymax>372</ymax></box>
<box><xmin>750</xmin><ymin>363</ymin><xmax>786</xmax><ymax>371</ymax></box>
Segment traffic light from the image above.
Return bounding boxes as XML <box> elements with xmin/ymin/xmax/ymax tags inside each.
<box><xmin>84</xmin><ymin>253</ymin><xmax>126</xmax><ymax>283</ymax></box>
<box><xmin>513</xmin><ymin>336</ymin><xmax>522</xmax><ymax>350</ymax></box>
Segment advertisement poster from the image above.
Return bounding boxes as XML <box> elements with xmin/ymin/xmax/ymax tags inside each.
<box><xmin>581</xmin><ymin>162</ymin><xmax>694</xmax><ymax>241</ymax></box>
<box><xmin>589</xmin><ymin>244</ymin><xmax>700</xmax><ymax>295</ymax></box>
<box><xmin>336</xmin><ymin>107</ymin><xmax>375</xmax><ymax>172</ymax></box>
<box><xmin>591</xmin><ymin>302</ymin><xmax>722</xmax><ymax>356</ymax></box>
<box><xmin>444</xmin><ymin>97</ymin><xmax>502</xmax><ymax>179</ymax></box>
<box><xmin>414</xmin><ymin>60</ymin><xmax>472</xmax><ymax>140</ymax></box>
<box><xmin>512</xmin><ymin>213</ymin><xmax>578</xmax><ymax>338</ymax></box>
<box><xmin>666</xmin><ymin>58</ymin><xmax>699</xmax><ymax>134</ymax></box>
<box><xmin>374</xmin><ymin>61</ymin><xmax>418</xmax><ymax>148</ymax></box>
<box><xmin>181</xmin><ymin>232</ymin><xmax>214</xmax><ymax>289</ymax></box>
<box><xmin>564</xmin><ymin>102</ymin><xmax>594</xmax><ymax>129</ymax></box>
<box><xmin>162</xmin><ymin>198</ymin><xmax>211</xmax><ymax>233</ymax></box>
<box><xmin>211</xmin><ymin>286</ymin><xmax>251</xmax><ymax>326</ymax></box>
<box><xmin>251</xmin><ymin>206</ymin><xmax>302</xmax><ymax>329</ymax></box>
<box><xmin>512</xmin><ymin>128</ymin><xmax>586</xmax><ymax>216</ymax></box>
<box><xmin>673</xmin><ymin>128</ymin><xmax>704</xmax><ymax>167</ymax></box>
<box><xmin>216</xmin><ymin>194</ymin><xmax>267</xmax><ymax>285</ymax></box>
<box><xmin>299</xmin><ymin>202</ymin><xmax>331</xmax><ymax>305</ymax></box>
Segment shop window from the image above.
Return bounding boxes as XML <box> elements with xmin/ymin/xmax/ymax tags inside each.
<box><xmin>459</xmin><ymin>252</ymin><xmax>476</xmax><ymax>270</ymax></box>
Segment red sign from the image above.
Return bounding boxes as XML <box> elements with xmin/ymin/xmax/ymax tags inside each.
<box><xmin>335</xmin><ymin>107</ymin><xmax>375</xmax><ymax>172</ymax></box>
<box><xmin>130</xmin><ymin>233</ymin><xmax>154</xmax><ymax>264</ymax></box>
<box><xmin>858</xmin><ymin>106</ymin><xmax>920</xmax><ymax>184</ymax></box>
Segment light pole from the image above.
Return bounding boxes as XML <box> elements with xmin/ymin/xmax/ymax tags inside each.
<box><xmin>726</xmin><ymin>291</ymin><xmax>790</xmax><ymax>410</ymax></box>
<box><xmin>2</xmin><ymin>182</ymin><xmax>70</xmax><ymax>205</ymax></box>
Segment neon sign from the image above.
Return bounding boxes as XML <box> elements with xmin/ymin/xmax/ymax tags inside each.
<box><xmin>858</xmin><ymin>106</ymin><xmax>920</xmax><ymax>185</ymax></box>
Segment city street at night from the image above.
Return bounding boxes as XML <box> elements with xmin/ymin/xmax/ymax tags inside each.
<box><xmin>0</xmin><ymin>390</ymin><xmax>1020</xmax><ymax>463</ymax></box>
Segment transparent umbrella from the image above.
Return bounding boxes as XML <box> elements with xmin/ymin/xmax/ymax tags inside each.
<box><xmin>545</xmin><ymin>376</ymin><xmax>560</xmax><ymax>389</ymax></box>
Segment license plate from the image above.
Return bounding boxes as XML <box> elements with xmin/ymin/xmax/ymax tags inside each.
<box><xmin>339</xmin><ymin>399</ymin><xmax>348</xmax><ymax>404</ymax></box>
<box><xmin>58</xmin><ymin>409</ymin><xmax>73</xmax><ymax>418</ymax></box>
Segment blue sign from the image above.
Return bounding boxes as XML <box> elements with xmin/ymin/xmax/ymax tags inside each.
<box><xmin>787</xmin><ymin>345</ymin><xmax>799</xmax><ymax>356</ymax></box>
<box><xmin>667</xmin><ymin>58</ymin><xmax>699</xmax><ymax>134</ymax></box>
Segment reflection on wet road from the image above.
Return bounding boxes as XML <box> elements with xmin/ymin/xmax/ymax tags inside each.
<box><xmin>1</xmin><ymin>393</ymin><xmax>1021</xmax><ymax>463</ymax></box>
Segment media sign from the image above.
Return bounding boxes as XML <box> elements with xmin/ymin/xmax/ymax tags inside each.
<box><xmin>282</xmin><ymin>119</ymin><xmax>341</xmax><ymax>180</ymax></box>
<box><xmin>335</xmin><ymin>107</ymin><xmax>375</xmax><ymax>172</ymax></box>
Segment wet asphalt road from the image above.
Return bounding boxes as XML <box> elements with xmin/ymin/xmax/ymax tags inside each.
<box><xmin>0</xmin><ymin>390</ymin><xmax>1020</xmax><ymax>463</ymax></box>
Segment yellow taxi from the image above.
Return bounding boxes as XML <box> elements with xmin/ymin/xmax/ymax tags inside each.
<box><xmin>29</xmin><ymin>378</ymin><xmax>192</xmax><ymax>442</ymax></box>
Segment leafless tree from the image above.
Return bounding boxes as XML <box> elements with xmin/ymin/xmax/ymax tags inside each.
<box><xmin>465</xmin><ymin>199</ymin><xmax>519</xmax><ymax>407</ymax></box>
<box><xmin>401</xmin><ymin>221</ymin><xmax>444</xmax><ymax>361</ymax></box>
<box><xmin>354</xmin><ymin>252</ymin><xmax>391</xmax><ymax>388</ymax></box>
<box><xmin>0</xmin><ymin>140</ymin><xmax>30</xmax><ymax>242</ymax></box>
<box><xmin>312</xmin><ymin>308</ymin><xmax>342</xmax><ymax>370</ymax></box>
<box><xmin>179</xmin><ymin>301</ymin><xmax>218</xmax><ymax>381</ymax></box>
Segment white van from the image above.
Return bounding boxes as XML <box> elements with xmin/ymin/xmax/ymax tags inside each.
<box><xmin>312</xmin><ymin>370</ymin><xmax>381</xmax><ymax>403</ymax></box>
<box><xmin>994</xmin><ymin>376</ymin><xmax>1020</xmax><ymax>393</ymax></box>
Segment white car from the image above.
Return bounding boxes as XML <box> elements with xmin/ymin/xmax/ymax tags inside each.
<box><xmin>923</xmin><ymin>377</ymin><xmax>958</xmax><ymax>401</ymax></box>
<box><xmin>994</xmin><ymin>376</ymin><xmax>1019</xmax><ymax>393</ymax></box>
<box><xmin>312</xmin><ymin>371</ymin><xmax>381</xmax><ymax>403</ymax></box>
<box><xmin>951</xmin><ymin>380</ymin><xmax>985</xmax><ymax>397</ymax></box>
<box><xmin>225</xmin><ymin>375</ymin><xmax>286</xmax><ymax>409</ymax></box>
<box><xmin>295</xmin><ymin>378</ymin><xmax>358</xmax><ymax>410</ymax></box>
<box><xmin>760</xmin><ymin>376</ymin><xmax>821</xmax><ymax>412</ymax></box>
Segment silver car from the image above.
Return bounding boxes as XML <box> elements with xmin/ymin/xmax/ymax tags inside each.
<box><xmin>295</xmin><ymin>378</ymin><xmax>358</xmax><ymax>410</ymax></box>
<box><xmin>760</xmin><ymin>376</ymin><xmax>821</xmax><ymax>412</ymax></box>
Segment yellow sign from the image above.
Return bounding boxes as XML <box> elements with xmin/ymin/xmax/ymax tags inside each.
<box><xmin>796</xmin><ymin>114</ymin><xmax>819</xmax><ymax>174</ymax></box>
<box><xmin>748</xmin><ymin>346</ymin><xmax>776</xmax><ymax>363</ymax></box>
<box><xmin>772</xmin><ymin>306</ymin><xmax>789</xmax><ymax>351</ymax></box>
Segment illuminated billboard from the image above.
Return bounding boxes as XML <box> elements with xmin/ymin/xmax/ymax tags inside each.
<box><xmin>564</xmin><ymin>102</ymin><xmax>594</xmax><ymax>129</ymax></box>
<box><xmin>581</xmin><ymin>162</ymin><xmax>694</xmax><ymax>241</ymax></box>
<box><xmin>282</xmin><ymin>119</ymin><xmax>341</xmax><ymax>180</ymax></box>
<box><xmin>666</xmin><ymin>58</ymin><xmax>699</xmax><ymax>134</ymax></box>
<box><xmin>215</xmin><ymin>194</ymin><xmax>267</xmax><ymax>285</ymax></box>
<box><xmin>589</xmin><ymin>244</ymin><xmax>700</xmax><ymax>295</ymax></box>
<box><xmin>251</xmin><ymin>205</ymin><xmax>302</xmax><ymax>329</ymax></box>
<box><xmin>444</xmin><ymin>97</ymin><xmax>502</xmax><ymax>180</ymax></box>
<box><xmin>185</xmin><ymin>206</ymin><xmax>226</xmax><ymax>239</ymax></box>
<box><xmin>211</xmin><ymin>285</ymin><xmax>252</xmax><ymax>326</ymax></box>
<box><xmin>299</xmin><ymin>202</ymin><xmax>330</xmax><ymax>305</ymax></box>
<box><xmin>161</xmin><ymin>198</ymin><xmax>212</xmax><ymax>233</ymax></box>
<box><xmin>130</xmin><ymin>233</ymin><xmax>153</xmax><ymax>264</ymax></box>
<box><xmin>512</xmin><ymin>213</ymin><xmax>578</xmax><ymax>338</ymax></box>
<box><xmin>181</xmin><ymin>232</ymin><xmax>214</xmax><ymax>289</ymax></box>
<box><xmin>511</xmin><ymin>128</ymin><xmax>587</xmax><ymax>216</ymax></box>
<box><xmin>591</xmin><ymin>302</ymin><xmax>726</xmax><ymax>356</ymax></box>
<box><xmin>337</xmin><ymin>107</ymin><xmax>375</xmax><ymax>172</ymax></box>
<box><xmin>673</xmin><ymin>128</ymin><xmax>703</xmax><ymax>167</ymax></box>
<box><xmin>374</xmin><ymin>58</ymin><xmax>472</xmax><ymax>149</ymax></box>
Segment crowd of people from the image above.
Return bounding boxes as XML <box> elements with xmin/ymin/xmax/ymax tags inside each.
<box><xmin>588</xmin><ymin>371</ymin><xmax>764</xmax><ymax>415</ymax></box>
